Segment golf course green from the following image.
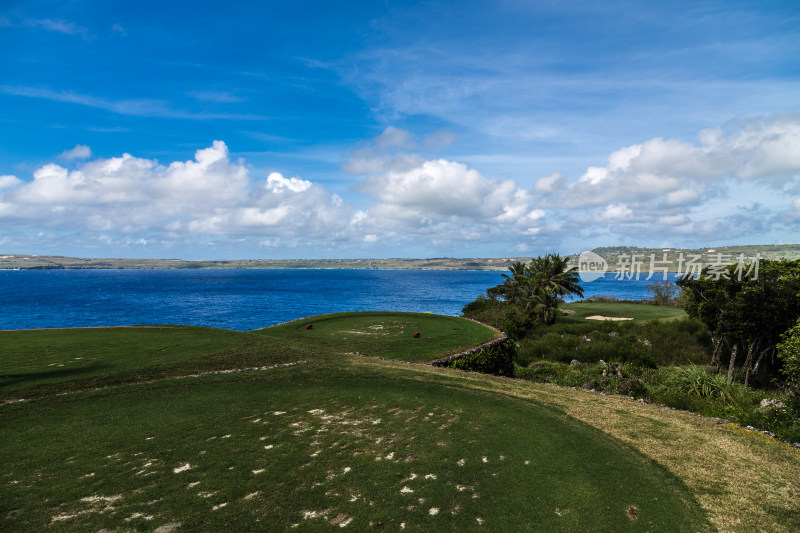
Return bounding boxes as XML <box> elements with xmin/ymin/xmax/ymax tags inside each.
<box><xmin>1</xmin><ymin>312</ymin><xmax>798</xmax><ymax>531</ymax></box>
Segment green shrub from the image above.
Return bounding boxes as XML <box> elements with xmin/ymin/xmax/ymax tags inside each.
<box><xmin>516</xmin><ymin>318</ymin><xmax>711</xmax><ymax>368</ymax></box>
<box><xmin>515</xmin><ymin>358</ymin><xmax>800</xmax><ymax>443</ymax></box>
<box><xmin>663</xmin><ymin>365</ymin><xmax>739</xmax><ymax>404</ymax></box>
<box><xmin>449</xmin><ymin>338</ymin><xmax>516</xmax><ymax>377</ymax></box>
<box><xmin>777</xmin><ymin>318</ymin><xmax>800</xmax><ymax>394</ymax></box>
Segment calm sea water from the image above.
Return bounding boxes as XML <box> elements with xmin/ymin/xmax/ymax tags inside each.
<box><xmin>0</xmin><ymin>269</ymin><xmax>676</xmax><ymax>331</ymax></box>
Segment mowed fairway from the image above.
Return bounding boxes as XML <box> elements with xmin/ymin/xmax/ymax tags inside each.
<box><xmin>256</xmin><ymin>311</ymin><xmax>502</xmax><ymax>362</ymax></box>
<box><xmin>1</xmin><ymin>313</ymin><xmax>797</xmax><ymax>531</ymax></box>
<box><xmin>561</xmin><ymin>302</ymin><xmax>686</xmax><ymax>322</ymax></box>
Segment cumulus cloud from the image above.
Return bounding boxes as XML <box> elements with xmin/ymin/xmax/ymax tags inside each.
<box><xmin>557</xmin><ymin>114</ymin><xmax>800</xmax><ymax>210</ymax></box>
<box><xmin>598</xmin><ymin>203</ymin><xmax>633</xmax><ymax>222</ymax></box>
<box><xmin>0</xmin><ymin>141</ymin><xmax>350</xmax><ymax>242</ymax></box>
<box><xmin>360</xmin><ymin>159</ymin><xmax>538</xmax><ymax>222</ymax></box>
<box><xmin>353</xmin><ymin>158</ymin><xmax>548</xmax><ymax>245</ymax></box>
<box><xmin>0</xmin><ymin>175</ymin><xmax>21</xmax><ymax>190</ymax></box>
<box><xmin>3</xmin><ymin>114</ymin><xmax>798</xmax><ymax>256</ymax></box>
<box><xmin>344</xmin><ymin>126</ymin><xmax>549</xmax><ymax>245</ymax></box>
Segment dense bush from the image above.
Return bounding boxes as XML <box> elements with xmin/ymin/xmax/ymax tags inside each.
<box><xmin>777</xmin><ymin>318</ymin><xmax>800</xmax><ymax>394</ymax></box>
<box><xmin>515</xmin><ymin>318</ymin><xmax>711</xmax><ymax>368</ymax></box>
<box><xmin>461</xmin><ymin>296</ymin><xmax>534</xmax><ymax>339</ymax></box>
<box><xmin>449</xmin><ymin>338</ymin><xmax>516</xmax><ymax>377</ymax></box>
<box><xmin>514</xmin><ymin>360</ymin><xmax>800</xmax><ymax>442</ymax></box>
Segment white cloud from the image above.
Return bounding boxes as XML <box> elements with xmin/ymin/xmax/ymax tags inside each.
<box><xmin>557</xmin><ymin>114</ymin><xmax>800</xmax><ymax>211</ymax></box>
<box><xmin>359</xmin><ymin>159</ymin><xmax>538</xmax><ymax>223</ymax></box>
<box><xmin>2</xmin><ymin>114</ymin><xmax>798</xmax><ymax>257</ymax></box>
<box><xmin>352</xmin><ymin>158</ymin><xmax>548</xmax><ymax>246</ymax></box>
<box><xmin>0</xmin><ymin>141</ymin><xmax>350</xmax><ymax>241</ymax></box>
<box><xmin>598</xmin><ymin>203</ymin><xmax>633</xmax><ymax>222</ymax></box>
<box><xmin>265</xmin><ymin>172</ymin><xmax>312</xmax><ymax>193</ymax></box>
<box><xmin>0</xmin><ymin>175</ymin><xmax>21</xmax><ymax>190</ymax></box>
<box><xmin>60</xmin><ymin>144</ymin><xmax>91</xmax><ymax>160</ymax></box>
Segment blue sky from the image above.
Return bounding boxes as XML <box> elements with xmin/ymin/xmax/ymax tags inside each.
<box><xmin>1</xmin><ymin>0</ymin><xmax>799</xmax><ymax>259</ymax></box>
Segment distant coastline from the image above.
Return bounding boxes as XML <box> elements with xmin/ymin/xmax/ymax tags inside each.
<box><xmin>0</xmin><ymin>243</ymin><xmax>798</xmax><ymax>271</ymax></box>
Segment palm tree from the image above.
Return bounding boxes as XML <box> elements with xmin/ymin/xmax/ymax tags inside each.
<box><xmin>527</xmin><ymin>253</ymin><xmax>584</xmax><ymax>325</ymax></box>
<box><xmin>490</xmin><ymin>254</ymin><xmax>584</xmax><ymax>326</ymax></box>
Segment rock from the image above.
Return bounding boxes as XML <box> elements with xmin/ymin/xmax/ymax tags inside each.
<box><xmin>602</xmin><ymin>363</ymin><xmax>622</xmax><ymax>378</ymax></box>
<box><xmin>760</xmin><ymin>398</ymin><xmax>786</xmax><ymax>409</ymax></box>
<box><xmin>581</xmin><ymin>335</ymin><xmax>591</xmax><ymax>342</ymax></box>
<box><xmin>598</xmin><ymin>360</ymin><xmax>606</xmax><ymax>366</ymax></box>
<box><xmin>570</xmin><ymin>359</ymin><xmax>583</xmax><ymax>367</ymax></box>
<box><xmin>154</xmin><ymin>525</ymin><xmax>182</xmax><ymax>533</ymax></box>
<box><xmin>609</xmin><ymin>332</ymin><xmax>619</xmax><ymax>337</ymax></box>
<box><xmin>642</xmin><ymin>339</ymin><xmax>652</xmax><ymax>346</ymax></box>
<box><xmin>582</xmin><ymin>382</ymin><xmax>597</xmax><ymax>391</ymax></box>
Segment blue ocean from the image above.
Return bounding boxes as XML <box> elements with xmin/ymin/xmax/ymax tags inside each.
<box><xmin>0</xmin><ymin>269</ymin><xmax>676</xmax><ymax>331</ymax></box>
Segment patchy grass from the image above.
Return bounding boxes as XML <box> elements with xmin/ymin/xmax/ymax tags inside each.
<box><xmin>2</xmin><ymin>357</ymin><xmax>708</xmax><ymax>531</ymax></box>
<box><xmin>1</xmin><ymin>314</ymin><xmax>798</xmax><ymax>531</ymax></box>
<box><xmin>561</xmin><ymin>302</ymin><xmax>686</xmax><ymax>323</ymax></box>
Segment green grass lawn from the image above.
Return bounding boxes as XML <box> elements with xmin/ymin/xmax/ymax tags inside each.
<box><xmin>0</xmin><ymin>326</ymin><xmax>252</xmax><ymax>395</ymax></box>
<box><xmin>1</xmin><ymin>312</ymin><xmax>797</xmax><ymax>532</ymax></box>
<box><xmin>254</xmin><ymin>311</ymin><xmax>501</xmax><ymax>362</ymax></box>
<box><xmin>561</xmin><ymin>302</ymin><xmax>686</xmax><ymax>323</ymax></box>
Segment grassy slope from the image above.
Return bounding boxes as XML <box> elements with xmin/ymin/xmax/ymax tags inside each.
<box><xmin>1</xmin><ymin>313</ymin><xmax>798</xmax><ymax>531</ymax></box>
<box><xmin>255</xmin><ymin>312</ymin><xmax>501</xmax><ymax>362</ymax></box>
<box><xmin>561</xmin><ymin>302</ymin><xmax>686</xmax><ymax>322</ymax></box>
<box><xmin>0</xmin><ymin>326</ymin><xmax>251</xmax><ymax>394</ymax></box>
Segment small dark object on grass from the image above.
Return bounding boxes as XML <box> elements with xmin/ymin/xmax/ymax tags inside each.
<box><xmin>413</xmin><ymin>332</ymin><xmax>420</xmax><ymax>338</ymax></box>
<box><xmin>306</xmin><ymin>324</ymin><xmax>313</xmax><ymax>330</ymax></box>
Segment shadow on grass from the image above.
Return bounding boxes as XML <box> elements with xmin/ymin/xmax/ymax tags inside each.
<box><xmin>0</xmin><ymin>362</ymin><xmax>109</xmax><ymax>390</ymax></box>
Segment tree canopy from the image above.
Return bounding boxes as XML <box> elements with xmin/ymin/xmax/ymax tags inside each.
<box><xmin>677</xmin><ymin>259</ymin><xmax>800</xmax><ymax>385</ymax></box>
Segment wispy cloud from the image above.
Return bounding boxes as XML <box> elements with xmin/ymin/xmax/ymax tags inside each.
<box><xmin>0</xmin><ymin>85</ymin><xmax>267</xmax><ymax>121</ymax></box>
<box><xmin>31</xmin><ymin>18</ymin><xmax>91</xmax><ymax>39</ymax></box>
<box><xmin>187</xmin><ymin>90</ymin><xmax>246</xmax><ymax>103</ymax></box>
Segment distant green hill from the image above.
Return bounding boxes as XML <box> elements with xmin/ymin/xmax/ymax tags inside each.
<box><xmin>1</xmin><ymin>244</ymin><xmax>798</xmax><ymax>270</ymax></box>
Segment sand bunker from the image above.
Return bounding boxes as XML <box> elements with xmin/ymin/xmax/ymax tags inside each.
<box><xmin>585</xmin><ymin>315</ymin><xmax>634</xmax><ymax>321</ymax></box>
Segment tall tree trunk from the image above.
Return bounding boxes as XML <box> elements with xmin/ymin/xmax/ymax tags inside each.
<box><xmin>711</xmin><ymin>335</ymin><xmax>725</xmax><ymax>370</ymax></box>
<box><xmin>741</xmin><ymin>340</ymin><xmax>759</xmax><ymax>386</ymax></box>
<box><xmin>727</xmin><ymin>343</ymin><xmax>739</xmax><ymax>385</ymax></box>
<box><xmin>750</xmin><ymin>346</ymin><xmax>773</xmax><ymax>384</ymax></box>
